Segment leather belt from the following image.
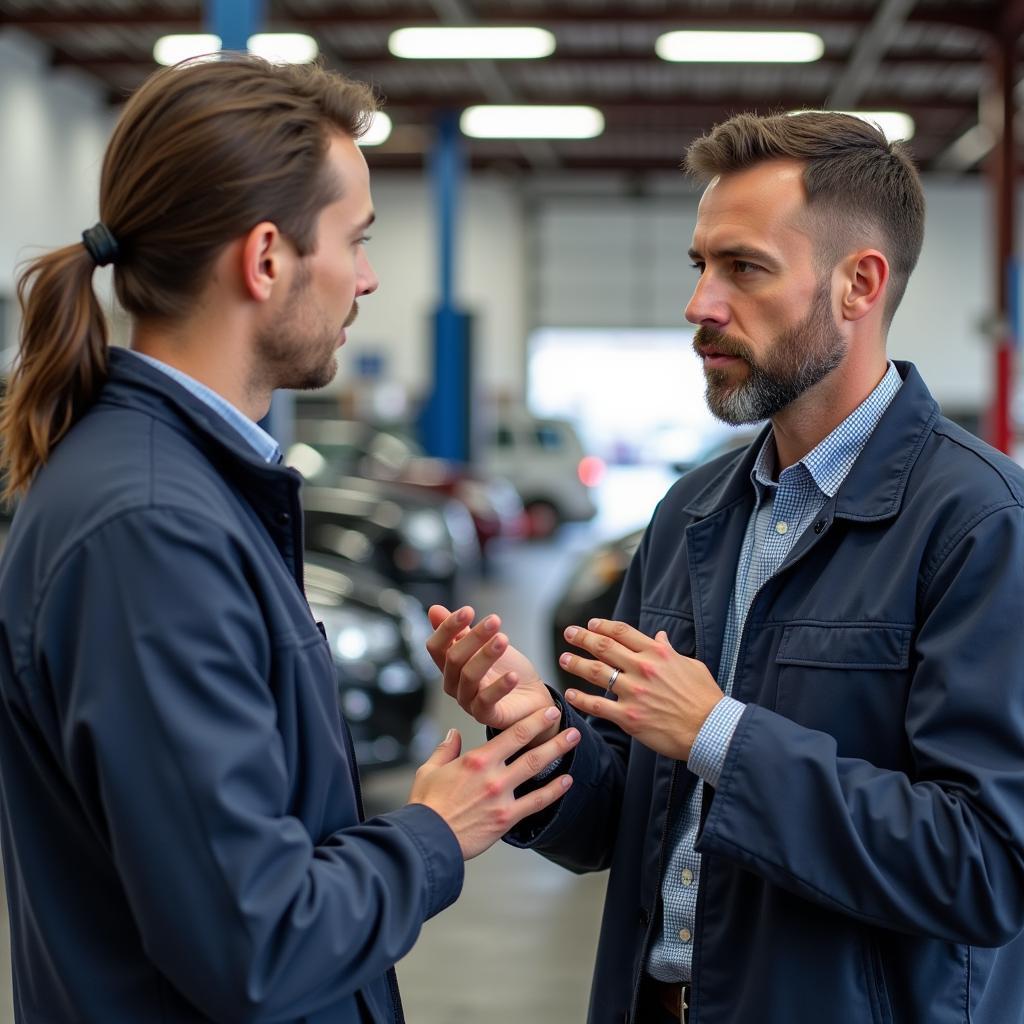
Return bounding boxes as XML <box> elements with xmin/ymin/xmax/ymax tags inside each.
<box><xmin>638</xmin><ymin>976</ymin><xmax>690</xmax><ymax>1022</ymax></box>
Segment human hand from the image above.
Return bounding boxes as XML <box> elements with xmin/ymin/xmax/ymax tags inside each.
<box><xmin>408</xmin><ymin>706</ymin><xmax>579</xmax><ymax>860</ymax></box>
<box><xmin>558</xmin><ymin>618</ymin><xmax>723</xmax><ymax>762</ymax></box>
<box><xmin>426</xmin><ymin>605</ymin><xmax>557</xmax><ymax>742</ymax></box>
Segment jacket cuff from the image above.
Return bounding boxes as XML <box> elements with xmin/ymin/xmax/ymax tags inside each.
<box><xmin>387</xmin><ymin>803</ymin><xmax>465</xmax><ymax>919</ymax></box>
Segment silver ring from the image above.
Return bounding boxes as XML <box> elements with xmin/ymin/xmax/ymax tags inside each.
<box><xmin>606</xmin><ymin>667</ymin><xmax>621</xmax><ymax>693</ymax></box>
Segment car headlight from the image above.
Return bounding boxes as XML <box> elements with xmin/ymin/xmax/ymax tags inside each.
<box><xmin>315</xmin><ymin>604</ymin><xmax>402</xmax><ymax>664</ymax></box>
<box><xmin>400</xmin><ymin>509</ymin><xmax>451</xmax><ymax>551</ymax></box>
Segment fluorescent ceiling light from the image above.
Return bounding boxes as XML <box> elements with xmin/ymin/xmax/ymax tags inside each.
<box><xmin>843</xmin><ymin>110</ymin><xmax>916</xmax><ymax>142</ymax></box>
<box><xmin>248</xmin><ymin>33</ymin><xmax>319</xmax><ymax>64</ymax></box>
<box><xmin>358</xmin><ymin>112</ymin><xmax>393</xmax><ymax>147</ymax></box>
<box><xmin>656</xmin><ymin>30</ymin><xmax>824</xmax><ymax>63</ymax></box>
<box><xmin>389</xmin><ymin>27</ymin><xmax>555</xmax><ymax>60</ymax></box>
<box><xmin>461</xmin><ymin>105</ymin><xmax>604</xmax><ymax>139</ymax></box>
<box><xmin>153</xmin><ymin>34</ymin><xmax>221</xmax><ymax>66</ymax></box>
<box><xmin>788</xmin><ymin>109</ymin><xmax>916</xmax><ymax>142</ymax></box>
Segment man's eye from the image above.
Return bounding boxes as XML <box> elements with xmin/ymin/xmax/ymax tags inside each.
<box><xmin>356</xmin><ymin>235</ymin><xmax>371</xmax><ymax>246</ymax></box>
<box><xmin>734</xmin><ymin>260</ymin><xmax>760</xmax><ymax>274</ymax></box>
<box><xmin>690</xmin><ymin>262</ymin><xmax>705</xmax><ymax>274</ymax></box>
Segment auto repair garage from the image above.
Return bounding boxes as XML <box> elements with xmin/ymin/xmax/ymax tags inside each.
<box><xmin>1</xmin><ymin>2</ymin><xmax>1023</xmax><ymax>1023</ymax></box>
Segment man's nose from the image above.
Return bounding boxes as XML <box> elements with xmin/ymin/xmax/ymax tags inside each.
<box><xmin>684</xmin><ymin>273</ymin><xmax>729</xmax><ymax>329</ymax></box>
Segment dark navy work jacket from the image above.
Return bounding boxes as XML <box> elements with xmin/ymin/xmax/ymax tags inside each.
<box><xmin>0</xmin><ymin>349</ymin><xmax>463</xmax><ymax>1023</ymax></box>
<box><xmin>512</xmin><ymin>362</ymin><xmax>1024</xmax><ymax>1024</ymax></box>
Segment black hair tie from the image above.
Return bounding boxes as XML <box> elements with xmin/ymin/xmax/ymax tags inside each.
<box><xmin>81</xmin><ymin>223</ymin><xmax>120</xmax><ymax>267</ymax></box>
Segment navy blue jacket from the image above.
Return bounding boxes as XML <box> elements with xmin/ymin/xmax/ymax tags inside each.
<box><xmin>0</xmin><ymin>348</ymin><xmax>463</xmax><ymax>1023</ymax></box>
<box><xmin>512</xmin><ymin>363</ymin><xmax>1024</xmax><ymax>1023</ymax></box>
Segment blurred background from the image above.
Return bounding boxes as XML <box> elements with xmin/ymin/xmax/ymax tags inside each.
<box><xmin>2</xmin><ymin>0</ymin><xmax>1024</xmax><ymax>1020</ymax></box>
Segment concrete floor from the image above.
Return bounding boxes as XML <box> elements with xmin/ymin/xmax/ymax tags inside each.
<box><xmin>0</xmin><ymin>466</ymin><xmax>673</xmax><ymax>1023</ymax></box>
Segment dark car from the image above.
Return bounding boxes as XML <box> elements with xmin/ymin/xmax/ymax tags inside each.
<box><xmin>290</xmin><ymin>420</ymin><xmax>525</xmax><ymax>555</ymax></box>
<box><xmin>302</xmin><ymin>477</ymin><xmax>479</xmax><ymax>610</ymax></box>
<box><xmin>548</xmin><ymin>528</ymin><xmax>644</xmax><ymax>694</ymax></box>
<box><xmin>305</xmin><ymin>553</ymin><xmax>440</xmax><ymax>771</ymax></box>
<box><xmin>548</xmin><ymin>431</ymin><xmax>759</xmax><ymax>691</ymax></box>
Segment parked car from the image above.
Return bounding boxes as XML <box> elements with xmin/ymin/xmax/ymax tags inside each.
<box><xmin>300</xmin><ymin>477</ymin><xmax>479</xmax><ymax>610</ymax></box>
<box><xmin>481</xmin><ymin>412</ymin><xmax>601</xmax><ymax>538</ymax></box>
<box><xmin>290</xmin><ymin>419</ymin><xmax>525</xmax><ymax>556</ymax></box>
<box><xmin>305</xmin><ymin>552</ymin><xmax>440</xmax><ymax>771</ymax></box>
<box><xmin>547</xmin><ymin>430</ymin><xmax>759</xmax><ymax>691</ymax></box>
<box><xmin>549</xmin><ymin>528</ymin><xmax>644</xmax><ymax>694</ymax></box>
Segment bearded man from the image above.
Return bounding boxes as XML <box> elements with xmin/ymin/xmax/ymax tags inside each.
<box><xmin>427</xmin><ymin>111</ymin><xmax>1024</xmax><ymax>1024</ymax></box>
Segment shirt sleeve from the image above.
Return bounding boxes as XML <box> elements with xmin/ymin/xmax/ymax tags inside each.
<box><xmin>687</xmin><ymin>696</ymin><xmax>747</xmax><ymax>787</ymax></box>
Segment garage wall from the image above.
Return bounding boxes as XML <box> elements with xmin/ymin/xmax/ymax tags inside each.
<box><xmin>0</xmin><ymin>28</ymin><xmax>1012</xmax><ymax>413</ymax></box>
<box><xmin>531</xmin><ymin>179</ymin><xmax>994</xmax><ymax>409</ymax></box>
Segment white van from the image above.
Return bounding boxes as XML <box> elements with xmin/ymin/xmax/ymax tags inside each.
<box><xmin>481</xmin><ymin>413</ymin><xmax>600</xmax><ymax>537</ymax></box>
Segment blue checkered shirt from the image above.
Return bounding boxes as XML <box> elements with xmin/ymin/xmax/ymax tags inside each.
<box><xmin>646</xmin><ymin>362</ymin><xmax>902</xmax><ymax>983</ymax></box>
<box><xmin>125</xmin><ymin>350</ymin><xmax>281</xmax><ymax>464</ymax></box>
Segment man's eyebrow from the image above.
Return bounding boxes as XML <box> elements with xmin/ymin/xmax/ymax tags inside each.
<box><xmin>357</xmin><ymin>212</ymin><xmax>376</xmax><ymax>231</ymax></box>
<box><xmin>687</xmin><ymin>244</ymin><xmax>780</xmax><ymax>269</ymax></box>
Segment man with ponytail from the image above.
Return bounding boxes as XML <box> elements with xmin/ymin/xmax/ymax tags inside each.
<box><xmin>0</xmin><ymin>56</ymin><xmax>578</xmax><ymax>1023</ymax></box>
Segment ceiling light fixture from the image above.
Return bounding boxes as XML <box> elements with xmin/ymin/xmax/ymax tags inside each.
<box><xmin>656</xmin><ymin>30</ymin><xmax>824</xmax><ymax>63</ymax></box>
<box><xmin>389</xmin><ymin>27</ymin><xmax>555</xmax><ymax>60</ymax></box>
<box><xmin>358</xmin><ymin>112</ymin><xmax>394</xmax><ymax>147</ymax></box>
<box><xmin>153</xmin><ymin>34</ymin><xmax>222</xmax><ymax>66</ymax></box>
<box><xmin>247</xmin><ymin>33</ymin><xmax>319</xmax><ymax>64</ymax></box>
<box><xmin>788</xmin><ymin>108</ymin><xmax>916</xmax><ymax>142</ymax></box>
<box><xmin>460</xmin><ymin>105</ymin><xmax>604</xmax><ymax>139</ymax></box>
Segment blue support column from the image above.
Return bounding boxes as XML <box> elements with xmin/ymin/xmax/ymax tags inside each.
<box><xmin>205</xmin><ymin>0</ymin><xmax>263</xmax><ymax>51</ymax></box>
<box><xmin>420</xmin><ymin>111</ymin><xmax>472</xmax><ymax>463</ymax></box>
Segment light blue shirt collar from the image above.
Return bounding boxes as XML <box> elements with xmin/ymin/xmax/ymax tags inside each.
<box><xmin>751</xmin><ymin>361</ymin><xmax>902</xmax><ymax>500</ymax></box>
<box><xmin>124</xmin><ymin>349</ymin><xmax>281</xmax><ymax>464</ymax></box>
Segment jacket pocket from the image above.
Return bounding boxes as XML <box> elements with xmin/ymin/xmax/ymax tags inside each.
<box><xmin>776</xmin><ymin>622</ymin><xmax>911</xmax><ymax>670</ymax></box>
<box><xmin>773</xmin><ymin>622</ymin><xmax>913</xmax><ymax>761</ymax></box>
<box><xmin>863</xmin><ymin>931</ymin><xmax>894</xmax><ymax>1024</ymax></box>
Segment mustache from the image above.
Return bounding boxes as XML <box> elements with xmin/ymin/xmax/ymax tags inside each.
<box><xmin>692</xmin><ymin>326</ymin><xmax>752</xmax><ymax>362</ymax></box>
<box><xmin>344</xmin><ymin>302</ymin><xmax>359</xmax><ymax>329</ymax></box>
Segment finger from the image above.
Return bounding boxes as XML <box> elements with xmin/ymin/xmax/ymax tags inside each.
<box><xmin>505</xmin><ymin>725</ymin><xmax>581</xmax><ymax>789</ymax></box>
<box><xmin>485</xmin><ymin>705</ymin><xmax>563</xmax><ymax>763</ymax></box>
<box><xmin>425</xmin><ymin>606</ymin><xmax>474</xmax><ymax>676</ymax></box>
<box><xmin>509</xmin><ymin>772</ymin><xmax>574</xmax><ymax>827</ymax></box>
<box><xmin>655</xmin><ymin>629</ymin><xmax>673</xmax><ymax>647</ymax></box>
<box><xmin>585</xmin><ymin>618</ymin><xmax>660</xmax><ymax>654</ymax></box>
<box><xmin>456</xmin><ymin>629</ymin><xmax>510</xmax><ymax>708</ymax></box>
<box><xmin>468</xmin><ymin>671</ymin><xmax>519</xmax><ymax>720</ymax></box>
<box><xmin>421</xmin><ymin>727</ymin><xmax>461</xmax><ymax>769</ymax></box>
<box><xmin>443</xmin><ymin>614</ymin><xmax>502</xmax><ymax>699</ymax></box>
<box><xmin>563</xmin><ymin>624</ymin><xmax>638</xmax><ymax>673</ymax></box>
<box><xmin>564</xmin><ymin>687</ymin><xmax>626</xmax><ymax>726</ymax></box>
<box><xmin>558</xmin><ymin>651</ymin><xmax>628</xmax><ymax>693</ymax></box>
<box><xmin>427</xmin><ymin>604</ymin><xmax>452</xmax><ymax>629</ymax></box>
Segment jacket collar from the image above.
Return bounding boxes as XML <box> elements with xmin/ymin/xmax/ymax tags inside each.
<box><xmin>100</xmin><ymin>347</ymin><xmax>290</xmax><ymax>483</ymax></box>
<box><xmin>682</xmin><ymin>361</ymin><xmax>938</xmax><ymax>522</ymax></box>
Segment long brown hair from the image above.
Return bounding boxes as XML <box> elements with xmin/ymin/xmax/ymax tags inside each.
<box><xmin>685</xmin><ymin>110</ymin><xmax>925</xmax><ymax>326</ymax></box>
<box><xmin>1</xmin><ymin>55</ymin><xmax>378</xmax><ymax>499</ymax></box>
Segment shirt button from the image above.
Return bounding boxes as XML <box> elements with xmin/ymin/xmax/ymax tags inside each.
<box><xmin>678</xmin><ymin>928</ymin><xmax>692</xmax><ymax>943</ymax></box>
<box><xmin>276</xmin><ymin>511</ymin><xmax>291</xmax><ymax>526</ymax></box>
<box><xmin>681</xmin><ymin>869</ymin><xmax>693</xmax><ymax>886</ymax></box>
<box><xmin>775</xmin><ymin>521</ymin><xmax>788</xmax><ymax>535</ymax></box>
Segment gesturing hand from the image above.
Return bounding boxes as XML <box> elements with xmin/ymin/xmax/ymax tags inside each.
<box><xmin>426</xmin><ymin>605</ymin><xmax>557</xmax><ymax>741</ymax></box>
<box><xmin>409</xmin><ymin>706</ymin><xmax>579</xmax><ymax>860</ymax></box>
<box><xmin>558</xmin><ymin>618</ymin><xmax>723</xmax><ymax>762</ymax></box>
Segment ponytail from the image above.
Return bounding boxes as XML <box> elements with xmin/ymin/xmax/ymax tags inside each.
<box><xmin>0</xmin><ymin>243</ymin><xmax>109</xmax><ymax>500</ymax></box>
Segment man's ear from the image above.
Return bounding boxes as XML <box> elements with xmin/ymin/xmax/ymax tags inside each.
<box><xmin>838</xmin><ymin>249</ymin><xmax>889</xmax><ymax>323</ymax></box>
<box><xmin>240</xmin><ymin>221</ymin><xmax>287</xmax><ymax>303</ymax></box>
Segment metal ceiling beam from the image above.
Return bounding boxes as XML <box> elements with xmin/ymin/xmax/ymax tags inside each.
<box><xmin>826</xmin><ymin>0</ymin><xmax>919</xmax><ymax>109</ymax></box>
<box><xmin>49</xmin><ymin>50</ymin><xmax>989</xmax><ymax>71</ymax></box>
<box><xmin>0</xmin><ymin>3</ymin><xmax>997</xmax><ymax>33</ymax></box>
